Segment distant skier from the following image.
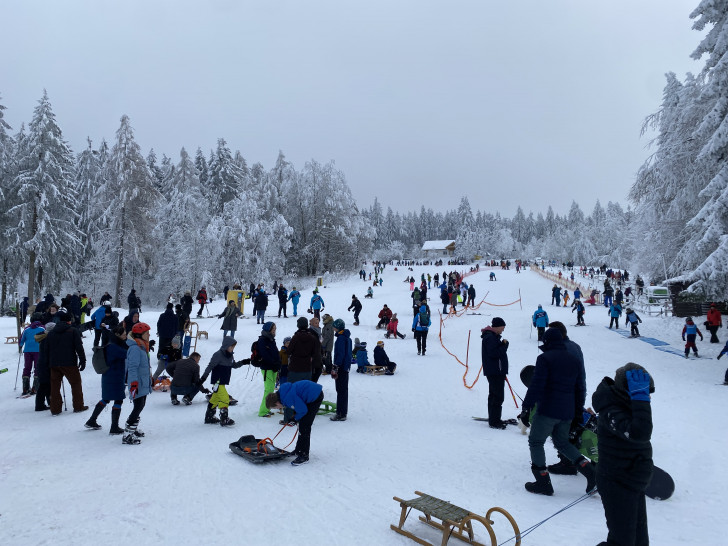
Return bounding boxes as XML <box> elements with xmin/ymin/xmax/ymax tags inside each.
<box><xmin>682</xmin><ymin>317</ymin><xmax>703</xmax><ymax>358</ymax></box>
<box><xmin>532</xmin><ymin>305</ymin><xmax>549</xmax><ymax>341</ymax></box>
<box><xmin>608</xmin><ymin>303</ymin><xmax>622</xmax><ymax>329</ymax></box>
<box><xmin>288</xmin><ymin>287</ymin><xmax>301</xmax><ymax>317</ymax></box>
<box><xmin>625</xmin><ymin>308</ymin><xmax>642</xmax><ymax>337</ymax></box>
<box><xmin>572</xmin><ymin>299</ymin><xmax>586</xmax><ymax>326</ymax></box>
<box><xmin>705</xmin><ymin>303</ymin><xmax>723</xmax><ymax>343</ymax></box>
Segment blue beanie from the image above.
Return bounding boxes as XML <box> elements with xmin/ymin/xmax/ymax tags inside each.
<box><xmin>262</xmin><ymin>321</ymin><xmax>275</xmax><ymax>332</ymax></box>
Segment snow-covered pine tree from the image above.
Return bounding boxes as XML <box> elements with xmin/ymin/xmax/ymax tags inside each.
<box><xmin>74</xmin><ymin>137</ymin><xmax>104</xmax><ymax>282</ymax></box>
<box><xmin>207</xmin><ymin>138</ymin><xmax>244</xmax><ymax>214</ymax></box>
<box><xmin>94</xmin><ymin>115</ymin><xmax>163</xmax><ymax>307</ymax></box>
<box><xmin>6</xmin><ymin>91</ymin><xmax>81</xmax><ymax>301</ymax></box>
<box><xmin>0</xmin><ymin>93</ymin><xmax>19</xmax><ymax>310</ymax></box>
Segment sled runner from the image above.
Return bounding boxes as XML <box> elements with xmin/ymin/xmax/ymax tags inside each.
<box><xmin>390</xmin><ymin>491</ymin><xmax>520</xmax><ymax>546</ymax></box>
<box><xmin>5</xmin><ymin>336</ymin><xmax>18</xmax><ymax>344</ymax></box>
<box><xmin>317</xmin><ymin>400</ymin><xmax>337</xmax><ymax>415</ymax></box>
<box><xmin>229</xmin><ymin>435</ymin><xmax>295</xmax><ymax>464</ymax></box>
<box><xmin>364</xmin><ymin>365</ymin><xmax>388</xmax><ymax>375</ymax></box>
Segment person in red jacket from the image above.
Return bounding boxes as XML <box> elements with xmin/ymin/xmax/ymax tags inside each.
<box><xmin>196</xmin><ymin>286</ymin><xmax>208</xmax><ymax>318</ymax></box>
<box><xmin>706</xmin><ymin>303</ymin><xmax>723</xmax><ymax>343</ymax></box>
<box><xmin>385</xmin><ymin>313</ymin><xmax>406</xmax><ymax>339</ymax></box>
<box><xmin>376</xmin><ymin>304</ymin><xmax>392</xmax><ymax>329</ymax></box>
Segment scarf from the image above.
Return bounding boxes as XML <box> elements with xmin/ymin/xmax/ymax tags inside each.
<box><xmin>133</xmin><ymin>337</ymin><xmax>150</xmax><ymax>353</ymax></box>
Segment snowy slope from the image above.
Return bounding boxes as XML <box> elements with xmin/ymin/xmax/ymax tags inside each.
<box><xmin>1</xmin><ymin>266</ymin><xmax>726</xmax><ymax>545</ymax></box>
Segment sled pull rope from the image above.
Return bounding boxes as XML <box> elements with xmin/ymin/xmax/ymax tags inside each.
<box><xmin>271</xmin><ymin>422</ymin><xmax>299</xmax><ymax>451</ymax></box>
<box><xmin>497</xmin><ymin>492</ymin><xmax>592</xmax><ymax>545</ymax></box>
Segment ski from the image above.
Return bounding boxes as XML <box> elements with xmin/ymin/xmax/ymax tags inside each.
<box><xmin>16</xmin><ymin>394</ymin><xmax>33</xmax><ymax>399</ymax></box>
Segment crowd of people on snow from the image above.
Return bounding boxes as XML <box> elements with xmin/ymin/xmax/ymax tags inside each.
<box><xmin>11</xmin><ymin>261</ymin><xmax>728</xmax><ymax>543</ymax></box>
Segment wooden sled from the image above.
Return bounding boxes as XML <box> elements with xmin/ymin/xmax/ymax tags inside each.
<box><xmin>364</xmin><ymin>365</ymin><xmax>388</xmax><ymax>375</ymax></box>
<box><xmin>5</xmin><ymin>336</ymin><xmax>18</xmax><ymax>344</ymax></box>
<box><xmin>197</xmin><ymin>330</ymin><xmax>208</xmax><ymax>340</ymax></box>
<box><xmin>391</xmin><ymin>491</ymin><xmax>520</xmax><ymax>546</ymax></box>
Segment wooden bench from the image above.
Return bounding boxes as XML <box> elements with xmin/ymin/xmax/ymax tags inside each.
<box><xmin>197</xmin><ymin>331</ymin><xmax>208</xmax><ymax>340</ymax></box>
<box><xmin>365</xmin><ymin>365</ymin><xmax>388</xmax><ymax>375</ymax></box>
<box><xmin>391</xmin><ymin>491</ymin><xmax>520</xmax><ymax>546</ymax></box>
<box><xmin>5</xmin><ymin>336</ymin><xmax>18</xmax><ymax>344</ymax></box>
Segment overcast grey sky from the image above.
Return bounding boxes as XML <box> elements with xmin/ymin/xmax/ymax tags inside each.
<box><xmin>1</xmin><ymin>0</ymin><xmax>704</xmax><ymax>217</ymax></box>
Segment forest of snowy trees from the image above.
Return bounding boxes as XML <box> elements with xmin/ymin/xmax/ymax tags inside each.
<box><xmin>1</xmin><ymin>0</ymin><xmax>728</xmax><ymax>307</ymax></box>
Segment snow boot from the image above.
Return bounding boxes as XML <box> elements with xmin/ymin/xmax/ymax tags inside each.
<box><xmin>291</xmin><ymin>453</ymin><xmax>309</xmax><ymax>466</ymax></box>
<box><xmin>84</xmin><ymin>419</ymin><xmax>102</xmax><ymax>430</ymax></box>
<box><xmin>122</xmin><ymin>421</ymin><xmax>141</xmax><ymax>445</ymax></box>
<box><xmin>85</xmin><ymin>402</ymin><xmax>105</xmax><ymax>430</ymax></box>
<box><xmin>219</xmin><ymin>407</ymin><xmax>235</xmax><ymax>427</ymax></box>
<box><xmin>182</xmin><ymin>395</ymin><xmax>192</xmax><ymax>405</ymax></box>
<box><xmin>171</xmin><ymin>396</ymin><xmax>180</xmax><ymax>405</ymax></box>
<box><xmin>548</xmin><ymin>453</ymin><xmax>578</xmax><ymax>475</ymax></box>
<box><xmin>525</xmin><ymin>465</ymin><xmax>554</xmax><ymax>496</ymax></box>
<box><xmin>330</xmin><ymin>414</ymin><xmax>347</xmax><ymax>422</ymax></box>
<box><xmin>204</xmin><ymin>403</ymin><xmax>220</xmax><ymax>424</ymax></box>
<box><xmin>576</xmin><ymin>457</ymin><xmax>597</xmax><ymax>494</ymax></box>
<box><xmin>22</xmin><ymin>376</ymin><xmax>30</xmax><ymax>396</ymax></box>
<box><xmin>30</xmin><ymin>376</ymin><xmax>39</xmax><ymax>395</ymax></box>
<box><xmin>109</xmin><ymin>407</ymin><xmax>124</xmax><ymax>435</ymax></box>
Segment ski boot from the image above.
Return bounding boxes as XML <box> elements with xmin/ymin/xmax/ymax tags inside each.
<box><xmin>219</xmin><ymin>408</ymin><xmax>235</xmax><ymax>427</ymax></box>
<box><xmin>576</xmin><ymin>457</ymin><xmax>597</xmax><ymax>494</ymax></box>
<box><xmin>548</xmin><ymin>453</ymin><xmax>578</xmax><ymax>475</ymax></box>
<box><xmin>204</xmin><ymin>403</ymin><xmax>220</xmax><ymax>424</ymax></box>
<box><xmin>525</xmin><ymin>465</ymin><xmax>554</xmax><ymax>496</ymax></box>
<box><xmin>228</xmin><ymin>395</ymin><xmax>238</xmax><ymax>406</ymax></box>
<box><xmin>122</xmin><ymin>421</ymin><xmax>142</xmax><ymax>445</ymax></box>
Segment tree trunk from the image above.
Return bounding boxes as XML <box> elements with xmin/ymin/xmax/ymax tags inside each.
<box><xmin>37</xmin><ymin>266</ymin><xmax>43</xmax><ymax>297</ymax></box>
<box><xmin>114</xmin><ymin>206</ymin><xmax>126</xmax><ymax>308</ymax></box>
<box><xmin>1</xmin><ymin>257</ymin><xmax>7</xmax><ymax>312</ymax></box>
<box><xmin>27</xmin><ymin>250</ymin><xmax>36</xmax><ymax>304</ymax></box>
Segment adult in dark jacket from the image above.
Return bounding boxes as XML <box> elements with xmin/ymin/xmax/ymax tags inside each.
<box><xmin>376</xmin><ymin>304</ymin><xmax>392</xmax><ymax>329</ymax></box>
<box><xmin>481</xmin><ymin>317</ymin><xmax>509</xmax><ymax>429</ymax></box>
<box><xmin>277</xmin><ymin>285</ymin><xmax>288</xmax><ymax>318</ymax></box>
<box><xmin>168</xmin><ymin>352</ymin><xmax>209</xmax><ymax>405</ymax></box>
<box><xmin>200</xmin><ymin>336</ymin><xmax>246</xmax><ymax>426</ymax></box>
<box><xmin>156</xmin><ymin>303</ymin><xmax>178</xmax><ymax>351</ymax></box>
<box><xmin>84</xmin><ymin>326</ymin><xmax>128</xmax><ymax>434</ymax></box>
<box><xmin>127</xmin><ymin>289</ymin><xmax>141</xmax><ymax>314</ymax></box>
<box><xmin>123</xmin><ymin>311</ymin><xmax>140</xmax><ymax>334</ymax></box>
<box><xmin>592</xmin><ymin>363</ymin><xmax>654</xmax><ymax>546</ymax></box>
<box><xmin>308</xmin><ymin>317</ymin><xmax>324</xmax><ymax>382</ymax></box>
<box><xmin>180</xmin><ymin>291</ymin><xmax>194</xmax><ymax>316</ymax></box>
<box><xmin>218</xmin><ymin>299</ymin><xmax>243</xmax><ymax>338</ymax></box>
<box><xmin>47</xmin><ymin>311</ymin><xmax>87</xmax><ymax>414</ymax></box>
<box><xmin>519</xmin><ymin>328</ymin><xmax>594</xmax><ymax>496</ymax></box>
<box><xmin>265</xmin><ymin>380</ymin><xmax>324</xmax><ymax>466</ymax></box>
<box><xmin>467</xmin><ymin>285</ymin><xmax>476</xmax><ymax>306</ymax></box>
<box><xmin>348</xmin><ymin>295</ymin><xmax>362</xmax><ymax>325</ymax></box>
<box><xmin>321</xmin><ymin>314</ymin><xmax>335</xmax><ymax>375</ymax></box>
<box><xmin>70</xmin><ymin>292</ymin><xmax>82</xmax><ymax>326</ymax></box>
<box><xmin>373</xmin><ymin>341</ymin><xmax>396</xmax><ymax>374</ymax></box>
<box><xmin>440</xmin><ymin>289</ymin><xmax>450</xmax><ymax>315</ymax></box>
<box><xmin>196</xmin><ymin>286</ymin><xmax>208</xmax><ymax>317</ymax></box>
<box><xmin>255</xmin><ymin>289</ymin><xmax>269</xmax><ymax>324</ymax></box>
<box><xmin>257</xmin><ymin>322</ymin><xmax>281</xmax><ymax>417</ymax></box>
<box><xmin>20</xmin><ymin>296</ymin><xmax>30</xmax><ymax>324</ymax></box>
<box><xmin>331</xmin><ymin>319</ymin><xmax>352</xmax><ymax>421</ymax></box>
<box><xmin>175</xmin><ymin>304</ymin><xmax>189</xmax><ymax>341</ymax></box>
<box><xmin>34</xmin><ymin>323</ymin><xmax>55</xmax><ymax>411</ymax></box>
<box><xmin>283</xmin><ymin>317</ymin><xmax>318</xmax><ymax>423</ymax></box>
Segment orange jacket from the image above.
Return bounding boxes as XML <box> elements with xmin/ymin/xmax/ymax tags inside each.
<box><xmin>707</xmin><ymin>308</ymin><xmax>723</xmax><ymax>327</ymax></box>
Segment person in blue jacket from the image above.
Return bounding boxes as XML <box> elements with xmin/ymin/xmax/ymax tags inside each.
<box><xmin>608</xmin><ymin>303</ymin><xmax>622</xmax><ymax>329</ymax></box>
<box><xmin>412</xmin><ymin>304</ymin><xmax>431</xmax><ymax>356</ymax></box>
<box><xmin>19</xmin><ymin>321</ymin><xmax>45</xmax><ymax>395</ymax></box>
<box><xmin>310</xmin><ymin>290</ymin><xmax>325</xmax><ymax>320</ymax></box>
<box><xmin>91</xmin><ymin>304</ymin><xmax>109</xmax><ymax>347</ymax></box>
<box><xmin>85</xmin><ymin>325</ymin><xmax>128</xmax><ymax>434</ymax></box>
<box><xmin>625</xmin><ymin>308</ymin><xmax>642</xmax><ymax>337</ymax></box>
<box><xmin>330</xmin><ymin>319</ymin><xmax>351</xmax><ymax>422</ymax></box>
<box><xmin>123</xmin><ymin>322</ymin><xmax>153</xmax><ymax>445</ymax></box>
<box><xmin>355</xmin><ymin>341</ymin><xmax>370</xmax><ymax>373</ymax></box>
<box><xmin>519</xmin><ymin>328</ymin><xmax>595</xmax><ymax>496</ymax></box>
<box><xmin>288</xmin><ymin>287</ymin><xmax>301</xmax><ymax>316</ymax></box>
<box><xmin>266</xmin><ymin>380</ymin><xmax>324</xmax><ymax>466</ymax></box>
<box><xmin>532</xmin><ymin>305</ymin><xmax>549</xmax><ymax>341</ymax></box>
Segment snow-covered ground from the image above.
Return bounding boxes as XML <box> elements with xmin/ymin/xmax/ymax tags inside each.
<box><xmin>1</xmin><ymin>265</ymin><xmax>725</xmax><ymax>545</ymax></box>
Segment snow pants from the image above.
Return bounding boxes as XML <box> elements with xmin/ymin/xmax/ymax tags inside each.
<box><xmin>50</xmin><ymin>366</ymin><xmax>85</xmax><ymax>414</ymax></box>
<box><xmin>209</xmin><ymin>384</ymin><xmax>230</xmax><ymax>409</ymax></box>
<box><xmin>334</xmin><ymin>370</ymin><xmax>349</xmax><ymax>418</ymax></box>
<box><xmin>277</xmin><ymin>302</ymin><xmax>287</xmax><ymax>317</ymax></box>
<box><xmin>629</xmin><ymin>322</ymin><xmax>640</xmax><ymax>336</ymax></box>
<box><xmin>708</xmin><ymin>325</ymin><xmax>720</xmax><ymax>343</ymax></box>
<box><xmin>23</xmin><ymin>352</ymin><xmax>39</xmax><ymax>377</ymax></box>
<box><xmin>528</xmin><ymin>413</ymin><xmax>583</xmax><ymax>468</ymax></box>
<box><xmin>485</xmin><ymin>374</ymin><xmax>505</xmax><ymax>425</ymax></box>
<box><xmin>258</xmin><ymin>370</ymin><xmax>277</xmax><ymax>416</ymax></box>
<box><xmin>414</xmin><ymin>330</ymin><xmax>428</xmax><ymax>354</ymax></box>
<box><xmin>684</xmin><ymin>334</ymin><xmax>699</xmax><ymax>355</ymax></box>
<box><xmin>294</xmin><ymin>392</ymin><xmax>324</xmax><ymax>457</ymax></box>
<box><xmin>609</xmin><ymin>317</ymin><xmax>620</xmax><ymax>329</ymax></box>
<box><xmin>596</xmin><ymin>473</ymin><xmax>649</xmax><ymax>546</ymax></box>
<box><xmin>291</xmin><ymin>301</ymin><xmax>299</xmax><ymax>316</ymax></box>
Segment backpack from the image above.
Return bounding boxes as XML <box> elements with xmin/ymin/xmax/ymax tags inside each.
<box><xmin>250</xmin><ymin>341</ymin><xmax>263</xmax><ymax>368</ymax></box>
<box><xmin>418</xmin><ymin>310</ymin><xmax>431</xmax><ymax>328</ymax></box>
<box><xmin>92</xmin><ymin>346</ymin><xmax>109</xmax><ymax>374</ymax></box>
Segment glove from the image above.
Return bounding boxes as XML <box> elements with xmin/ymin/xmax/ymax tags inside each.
<box><xmin>331</xmin><ymin>367</ymin><xmax>339</xmax><ymax>379</ymax></box>
<box><xmin>149</xmin><ymin>340</ymin><xmax>156</xmax><ymax>352</ymax></box>
<box><xmin>625</xmin><ymin>369</ymin><xmax>651</xmax><ymax>402</ymax></box>
<box><xmin>518</xmin><ymin>408</ymin><xmax>530</xmax><ymax>427</ymax></box>
<box><xmin>130</xmin><ymin>381</ymin><xmax>139</xmax><ymax>399</ymax></box>
<box><xmin>78</xmin><ymin>360</ymin><xmax>86</xmax><ymax>372</ymax></box>
<box><xmin>200</xmin><ymin>386</ymin><xmax>211</xmax><ymax>394</ymax></box>
<box><xmin>412</xmin><ymin>328</ymin><xmax>415</xmax><ymax>333</ymax></box>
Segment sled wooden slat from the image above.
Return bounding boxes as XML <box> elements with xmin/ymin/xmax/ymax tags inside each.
<box><xmin>5</xmin><ymin>336</ymin><xmax>18</xmax><ymax>344</ymax></box>
<box><xmin>364</xmin><ymin>365</ymin><xmax>387</xmax><ymax>375</ymax></box>
<box><xmin>390</xmin><ymin>491</ymin><xmax>520</xmax><ymax>546</ymax></box>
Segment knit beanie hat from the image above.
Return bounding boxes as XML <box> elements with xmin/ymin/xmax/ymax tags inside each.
<box><xmin>297</xmin><ymin>317</ymin><xmax>309</xmax><ymax>330</ymax></box>
<box><xmin>262</xmin><ymin>321</ymin><xmax>275</xmax><ymax>332</ymax></box>
<box><xmin>492</xmin><ymin>317</ymin><xmax>506</xmax><ymax>327</ymax></box>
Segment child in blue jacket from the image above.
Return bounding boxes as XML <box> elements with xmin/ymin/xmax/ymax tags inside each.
<box><xmin>355</xmin><ymin>341</ymin><xmax>370</xmax><ymax>373</ymax></box>
<box><xmin>682</xmin><ymin>317</ymin><xmax>703</xmax><ymax>358</ymax></box>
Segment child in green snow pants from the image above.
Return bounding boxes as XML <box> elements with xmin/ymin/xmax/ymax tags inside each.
<box><xmin>209</xmin><ymin>384</ymin><xmax>230</xmax><ymax>409</ymax></box>
<box><xmin>258</xmin><ymin>370</ymin><xmax>277</xmax><ymax>416</ymax></box>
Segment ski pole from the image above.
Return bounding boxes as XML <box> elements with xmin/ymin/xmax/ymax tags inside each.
<box><xmin>61</xmin><ymin>380</ymin><xmax>68</xmax><ymax>411</ymax></box>
<box><xmin>14</xmin><ymin>351</ymin><xmax>22</xmax><ymax>391</ymax></box>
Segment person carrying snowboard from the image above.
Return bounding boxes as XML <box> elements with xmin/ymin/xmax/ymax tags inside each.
<box><xmin>592</xmin><ymin>364</ymin><xmax>654</xmax><ymax>546</ymax></box>
<box><xmin>625</xmin><ymin>308</ymin><xmax>642</xmax><ymax>337</ymax></box>
<box><xmin>682</xmin><ymin>317</ymin><xmax>703</xmax><ymax>358</ymax></box>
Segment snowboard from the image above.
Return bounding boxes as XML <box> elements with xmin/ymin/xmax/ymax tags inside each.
<box><xmin>520</xmin><ymin>365</ymin><xmax>535</xmax><ymax>388</ymax></box>
<box><xmin>472</xmin><ymin>417</ymin><xmax>518</xmax><ymax>425</ymax></box>
<box><xmin>646</xmin><ymin>465</ymin><xmax>675</xmax><ymax>500</ymax></box>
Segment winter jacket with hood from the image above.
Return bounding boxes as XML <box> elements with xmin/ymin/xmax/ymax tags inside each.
<box><xmin>592</xmin><ymin>363</ymin><xmax>653</xmax><ymax>491</ymax></box>
<box><xmin>125</xmin><ymin>338</ymin><xmax>152</xmax><ymax>400</ymax></box>
<box><xmin>287</xmin><ymin>327</ymin><xmax>318</xmax><ymax>373</ymax></box>
<box><xmin>522</xmin><ymin>329</ymin><xmax>585</xmax><ymax>420</ymax></box>
<box><xmin>102</xmin><ymin>334</ymin><xmax>128</xmax><ymax>400</ymax></box>
<box><xmin>157</xmin><ymin>308</ymin><xmax>178</xmax><ymax>338</ymax></box>
<box><xmin>333</xmin><ymin>328</ymin><xmax>353</xmax><ymax>372</ymax></box>
<box><xmin>532</xmin><ymin>306</ymin><xmax>549</xmax><ymax>328</ymax></box>
<box><xmin>202</xmin><ymin>336</ymin><xmax>243</xmax><ymax>386</ymax></box>
<box><xmin>321</xmin><ymin>317</ymin><xmax>335</xmax><ymax>353</ymax></box>
<box><xmin>278</xmin><ymin>380</ymin><xmax>324</xmax><ymax>421</ymax></box>
<box><xmin>46</xmin><ymin>322</ymin><xmax>86</xmax><ymax>368</ymax></box>
<box><xmin>167</xmin><ymin>356</ymin><xmax>202</xmax><ymax>389</ymax></box>
<box><xmin>19</xmin><ymin>323</ymin><xmax>45</xmax><ymax>353</ymax></box>
<box><xmin>257</xmin><ymin>330</ymin><xmax>281</xmax><ymax>373</ymax></box>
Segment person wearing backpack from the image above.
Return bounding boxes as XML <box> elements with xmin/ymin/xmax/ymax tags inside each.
<box><xmin>412</xmin><ymin>304</ymin><xmax>431</xmax><ymax>356</ymax></box>
<box><xmin>257</xmin><ymin>322</ymin><xmax>281</xmax><ymax>417</ymax></box>
<box><xmin>84</xmin><ymin>325</ymin><xmax>128</xmax><ymax>434</ymax></box>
